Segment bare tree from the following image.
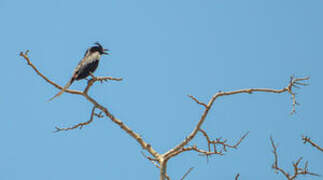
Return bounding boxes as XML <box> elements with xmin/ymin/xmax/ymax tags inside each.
<box><xmin>20</xmin><ymin>50</ymin><xmax>313</xmax><ymax>180</ymax></box>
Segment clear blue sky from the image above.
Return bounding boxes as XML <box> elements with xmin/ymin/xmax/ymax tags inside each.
<box><xmin>1</xmin><ymin>0</ymin><xmax>322</xmax><ymax>179</ymax></box>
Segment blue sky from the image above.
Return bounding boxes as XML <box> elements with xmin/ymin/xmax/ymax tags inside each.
<box><xmin>1</xmin><ymin>0</ymin><xmax>322</xmax><ymax>179</ymax></box>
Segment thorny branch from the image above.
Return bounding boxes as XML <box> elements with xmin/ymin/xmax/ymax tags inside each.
<box><xmin>270</xmin><ymin>136</ymin><xmax>319</xmax><ymax>180</ymax></box>
<box><xmin>302</xmin><ymin>136</ymin><xmax>323</xmax><ymax>152</ymax></box>
<box><xmin>20</xmin><ymin>50</ymin><xmax>310</xmax><ymax>180</ymax></box>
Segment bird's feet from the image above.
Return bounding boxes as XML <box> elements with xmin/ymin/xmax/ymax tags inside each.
<box><xmin>88</xmin><ymin>73</ymin><xmax>108</xmax><ymax>83</ymax></box>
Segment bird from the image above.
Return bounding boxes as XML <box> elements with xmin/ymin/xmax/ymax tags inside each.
<box><xmin>49</xmin><ymin>42</ymin><xmax>109</xmax><ymax>101</ymax></box>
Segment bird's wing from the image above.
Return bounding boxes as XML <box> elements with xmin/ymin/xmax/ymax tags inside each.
<box><xmin>73</xmin><ymin>48</ymin><xmax>91</xmax><ymax>75</ymax></box>
<box><xmin>73</xmin><ymin>49</ymin><xmax>100</xmax><ymax>76</ymax></box>
<box><xmin>48</xmin><ymin>48</ymin><xmax>96</xmax><ymax>101</ymax></box>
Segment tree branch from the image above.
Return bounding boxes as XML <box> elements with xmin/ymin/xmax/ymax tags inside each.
<box><xmin>167</xmin><ymin>130</ymin><xmax>249</xmax><ymax>159</ymax></box>
<box><xmin>20</xmin><ymin>50</ymin><xmax>311</xmax><ymax>180</ymax></box>
<box><xmin>20</xmin><ymin>50</ymin><xmax>160</xmax><ymax>161</ymax></box>
<box><xmin>180</xmin><ymin>167</ymin><xmax>194</xmax><ymax>180</ymax></box>
<box><xmin>302</xmin><ymin>136</ymin><xmax>323</xmax><ymax>152</ymax></box>
<box><xmin>20</xmin><ymin>50</ymin><xmax>82</xmax><ymax>95</ymax></box>
<box><xmin>270</xmin><ymin>136</ymin><xmax>319</xmax><ymax>180</ymax></box>
<box><xmin>54</xmin><ymin>106</ymin><xmax>103</xmax><ymax>132</ymax></box>
<box><xmin>199</xmin><ymin>129</ymin><xmax>249</xmax><ymax>153</ymax></box>
<box><xmin>188</xmin><ymin>95</ymin><xmax>207</xmax><ymax>108</ymax></box>
<box><xmin>164</xmin><ymin>76</ymin><xmax>308</xmax><ymax>159</ymax></box>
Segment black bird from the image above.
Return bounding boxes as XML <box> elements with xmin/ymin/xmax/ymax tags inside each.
<box><xmin>49</xmin><ymin>42</ymin><xmax>109</xmax><ymax>101</ymax></box>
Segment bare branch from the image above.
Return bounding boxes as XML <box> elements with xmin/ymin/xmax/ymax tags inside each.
<box><xmin>54</xmin><ymin>106</ymin><xmax>98</xmax><ymax>132</ymax></box>
<box><xmin>168</xmin><ymin>145</ymin><xmax>223</xmax><ymax>158</ymax></box>
<box><xmin>164</xmin><ymin>77</ymin><xmax>308</xmax><ymax>159</ymax></box>
<box><xmin>167</xmin><ymin>131</ymin><xmax>248</xmax><ymax>160</ymax></box>
<box><xmin>180</xmin><ymin>167</ymin><xmax>194</xmax><ymax>180</ymax></box>
<box><xmin>288</xmin><ymin>76</ymin><xmax>309</xmax><ymax>114</ymax></box>
<box><xmin>20</xmin><ymin>50</ymin><xmax>82</xmax><ymax>95</ymax></box>
<box><xmin>270</xmin><ymin>136</ymin><xmax>319</xmax><ymax>180</ymax></box>
<box><xmin>199</xmin><ymin>129</ymin><xmax>212</xmax><ymax>152</ymax></box>
<box><xmin>207</xmin><ymin>131</ymin><xmax>249</xmax><ymax>152</ymax></box>
<box><xmin>20</xmin><ymin>50</ymin><xmax>312</xmax><ymax>180</ymax></box>
<box><xmin>302</xmin><ymin>136</ymin><xmax>323</xmax><ymax>152</ymax></box>
<box><xmin>20</xmin><ymin>50</ymin><xmax>160</xmax><ymax>161</ymax></box>
<box><xmin>188</xmin><ymin>95</ymin><xmax>207</xmax><ymax>108</ymax></box>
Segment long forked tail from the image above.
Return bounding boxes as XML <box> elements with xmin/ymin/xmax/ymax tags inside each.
<box><xmin>49</xmin><ymin>78</ymin><xmax>74</xmax><ymax>101</ymax></box>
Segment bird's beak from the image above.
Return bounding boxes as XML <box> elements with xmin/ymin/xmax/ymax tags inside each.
<box><xmin>103</xmin><ymin>49</ymin><xmax>109</xmax><ymax>55</ymax></box>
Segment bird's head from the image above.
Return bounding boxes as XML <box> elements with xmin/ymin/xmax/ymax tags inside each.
<box><xmin>91</xmin><ymin>42</ymin><xmax>109</xmax><ymax>55</ymax></box>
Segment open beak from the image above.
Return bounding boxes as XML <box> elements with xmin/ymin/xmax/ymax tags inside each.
<box><xmin>103</xmin><ymin>49</ymin><xmax>109</xmax><ymax>55</ymax></box>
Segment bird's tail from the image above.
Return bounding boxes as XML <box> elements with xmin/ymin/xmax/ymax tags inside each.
<box><xmin>49</xmin><ymin>78</ymin><xmax>75</xmax><ymax>101</ymax></box>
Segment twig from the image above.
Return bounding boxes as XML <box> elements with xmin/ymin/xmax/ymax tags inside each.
<box><xmin>167</xmin><ymin>144</ymin><xmax>224</xmax><ymax>160</ymax></box>
<box><xmin>270</xmin><ymin>136</ymin><xmax>319</xmax><ymax>180</ymax></box>
<box><xmin>19</xmin><ymin>50</ymin><xmax>82</xmax><ymax>95</ymax></box>
<box><xmin>54</xmin><ymin>106</ymin><xmax>97</xmax><ymax>132</ymax></box>
<box><xmin>288</xmin><ymin>76</ymin><xmax>309</xmax><ymax>114</ymax></box>
<box><xmin>141</xmin><ymin>151</ymin><xmax>160</xmax><ymax>168</ymax></box>
<box><xmin>188</xmin><ymin>95</ymin><xmax>207</xmax><ymax>108</ymax></box>
<box><xmin>168</xmin><ymin>131</ymin><xmax>248</xmax><ymax>159</ymax></box>
<box><xmin>180</xmin><ymin>167</ymin><xmax>194</xmax><ymax>180</ymax></box>
<box><xmin>302</xmin><ymin>136</ymin><xmax>323</xmax><ymax>152</ymax></box>
<box><xmin>199</xmin><ymin>129</ymin><xmax>212</xmax><ymax>152</ymax></box>
<box><xmin>200</xmin><ymin>130</ymin><xmax>249</xmax><ymax>152</ymax></box>
<box><xmin>210</xmin><ymin>132</ymin><xmax>249</xmax><ymax>152</ymax></box>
